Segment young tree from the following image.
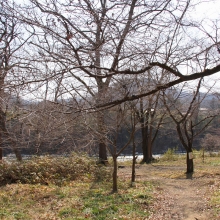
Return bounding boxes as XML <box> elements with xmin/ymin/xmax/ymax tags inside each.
<box><xmin>163</xmin><ymin>79</ymin><xmax>216</xmax><ymax>173</ymax></box>
<box><xmin>85</xmin><ymin>100</ymin><xmax>138</xmax><ymax>192</ymax></box>
<box><xmin>201</xmin><ymin>133</ymin><xmax>220</xmax><ymax>153</ymax></box>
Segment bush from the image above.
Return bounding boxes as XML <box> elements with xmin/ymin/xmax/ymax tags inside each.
<box><xmin>161</xmin><ymin>148</ymin><xmax>177</xmax><ymax>161</ymax></box>
<box><xmin>93</xmin><ymin>165</ymin><xmax>112</xmax><ymax>182</ymax></box>
<box><xmin>0</xmin><ymin>153</ymin><xmax>96</xmax><ymax>186</ymax></box>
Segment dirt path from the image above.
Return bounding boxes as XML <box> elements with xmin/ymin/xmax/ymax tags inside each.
<box><xmin>118</xmin><ymin>164</ymin><xmax>220</xmax><ymax>220</ymax></box>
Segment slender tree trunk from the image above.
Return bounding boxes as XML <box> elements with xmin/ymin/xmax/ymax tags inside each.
<box><xmin>112</xmin><ymin>156</ymin><xmax>118</xmax><ymax>192</ymax></box>
<box><xmin>186</xmin><ymin>149</ymin><xmax>193</xmax><ymax>173</ymax></box>
<box><xmin>176</xmin><ymin>124</ymin><xmax>193</xmax><ymax>173</ymax></box>
<box><xmin>140</xmin><ymin>98</ymin><xmax>147</xmax><ymax>163</ymax></box>
<box><xmin>141</xmin><ymin>125</ymin><xmax>148</xmax><ymax>163</ymax></box>
<box><xmin>147</xmin><ymin>127</ymin><xmax>153</xmax><ymax>163</ymax></box>
<box><xmin>0</xmin><ymin>108</ymin><xmax>5</xmax><ymax>161</ymax></box>
<box><xmin>131</xmin><ymin>137</ymin><xmax>136</xmax><ymax>185</ymax></box>
<box><xmin>0</xmin><ymin>147</ymin><xmax>2</xmax><ymax>160</ymax></box>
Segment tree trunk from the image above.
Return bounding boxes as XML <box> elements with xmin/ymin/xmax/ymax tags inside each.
<box><xmin>13</xmin><ymin>148</ymin><xmax>22</xmax><ymax>161</ymax></box>
<box><xmin>131</xmin><ymin>138</ymin><xmax>136</xmax><ymax>185</ymax></box>
<box><xmin>146</xmin><ymin>133</ymin><xmax>153</xmax><ymax>163</ymax></box>
<box><xmin>186</xmin><ymin>150</ymin><xmax>193</xmax><ymax>173</ymax></box>
<box><xmin>140</xmin><ymin>98</ymin><xmax>147</xmax><ymax>163</ymax></box>
<box><xmin>0</xmin><ymin>147</ymin><xmax>2</xmax><ymax>160</ymax></box>
<box><xmin>140</xmin><ymin>102</ymin><xmax>153</xmax><ymax>163</ymax></box>
<box><xmin>0</xmin><ymin>130</ymin><xmax>2</xmax><ymax>160</ymax></box>
<box><xmin>99</xmin><ymin>142</ymin><xmax>107</xmax><ymax>163</ymax></box>
<box><xmin>141</xmin><ymin>128</ymin><xmax>148</xmax><ymax>163</ymax></box>
<box><xmin>0</xmin><ymin>109</ymin><xmax>5</xmax><ymax>161</ymax></box>
<box><xmin>112</xmin><ymin>156</ymin><xmax>118</xmax><ymax>192</ymax></box>
<box><xmin>141</xmin><ymin>126</ymin><xmax>153</xmax><ymax>163</ymax></box>
<box><xmin>0</xmin><ymin>108</ymin><xmax>22</xmax><ymax>161</ymax></box>
<box><xmin>97</xmin><ymin>111</ymin><xmax>108</xmax><ymax>163</ymax></box>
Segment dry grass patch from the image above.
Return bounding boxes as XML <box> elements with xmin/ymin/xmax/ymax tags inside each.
<box><xmin>0</xmin><ymin>179</ymin><xmax>153</xmax><ymax>220</ymax></box>
<box><xmin>0</xmin><ymin>155</ymin><xmax>154</xmax><ymax>220</ymax></box>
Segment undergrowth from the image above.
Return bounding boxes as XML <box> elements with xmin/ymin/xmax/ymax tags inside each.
<box><xmin>0</xmin><ymin>159</ymin><xmax>153</xmax><ymax>220</ymax></box>
<box><xmin>0</xmin><ymin>153</ymin><xmax>97</xmax><ymax>186</ymax></box>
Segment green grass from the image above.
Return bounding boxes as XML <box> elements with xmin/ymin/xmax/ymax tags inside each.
<box><xmin>0</xmin><ymin>179</ymin><xmax>153</xmax><ymax>220</ymax></box>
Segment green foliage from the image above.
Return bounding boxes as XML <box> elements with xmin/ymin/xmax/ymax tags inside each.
<box><xmin>161</xmin><ymin>148</ymin><xmax>178</xmax><ymax>161</ymax></box>
<box><xmin>0</xmin><ymin>153</ymin><xmax>96</xmax><ymax>186</ymax></box>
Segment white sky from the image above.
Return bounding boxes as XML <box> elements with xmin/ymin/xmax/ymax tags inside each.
<box><xmin>14</xmin><ymin>0</ymin><xmax>220</xmax><ymax>99</ymax></box>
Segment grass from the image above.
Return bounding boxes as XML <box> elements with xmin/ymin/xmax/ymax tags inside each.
<box><xmin>211</xmin><ymin>188</ymin><xmax>220</xmax><ymax>216</ymax></box>
<box><xmin>0</xmin><ymin>151</ymin><xmax>219</xmax><ymax>219</ymax></box>
<box><xmin>0</xmin><ymin>154</ymin><xmax>153</xmax><ymax>220</ymax></box>
<box><xmin>0</xmin><ymin>179</ymin><xmax>153</xmax><ymax>220</ymax></box>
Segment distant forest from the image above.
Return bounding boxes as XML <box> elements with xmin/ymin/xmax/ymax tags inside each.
<box><xmin>3</xmin><ymin>91</ymin><xmax>220</xmax><ymax>158</ymax></box>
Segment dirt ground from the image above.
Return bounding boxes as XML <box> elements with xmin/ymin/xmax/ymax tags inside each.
<box><xmin>118</xmin><ymin>163</ymin><xmax>220</xmax><ymax>220</ymax></box>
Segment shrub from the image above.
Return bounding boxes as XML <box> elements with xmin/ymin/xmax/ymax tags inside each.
<box><xmin>0</xmin><ymin>153</ymin><xmax>96</xmax><ymax>186</ymax></box>
<box><xmin>161</xmin><ymin>148</ymin><xmax>177</xmax><ymax>161</ymax></box>
<box><xmin>93</xmin><ymin>164</ymin><xmax>112</xmax><ymax>182</ymax></box>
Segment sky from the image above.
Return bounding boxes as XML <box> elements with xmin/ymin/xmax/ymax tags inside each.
<box><xmin>11</xmin><ymin>0</ymin><xmax>220</xmax><ymax>99</ymax></box>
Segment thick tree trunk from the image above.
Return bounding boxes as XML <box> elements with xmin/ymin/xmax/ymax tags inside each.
<box><xmin>97</xmin><ymin>110</ymin><xmax>108</xmax><ymax>163</ymax></box>
<box><xmin>141</xmin><ymin>127</ymin><xmax>153</xmax><ymax>163</ymax></box>
<box><xmin>140</xmin><ymin>101</ymin><xmax>154</xmax><ymax>163</ymax></box>
<box><xmin>142</xmin><ymin>142</ymin><xmax>153</xmax><ymax>163</ymax></box>
<box><xmin>112</xmin><ymin>156</ymin><xmax>118</xmax><ymax>192</ymax></box>
<box><xmin>13</xmin><ymin>148</ymin><xmax>22</xmax><ymax>161</ymax></box>
<box><xmin>99</xmin><ymin>142</ymin><xmax>107</xmax><ymax>163</ymax></box>
<box><xmin>186</xmin><ymin>150</ymin><xmax>194</xmax><ymax>173</ymax></box>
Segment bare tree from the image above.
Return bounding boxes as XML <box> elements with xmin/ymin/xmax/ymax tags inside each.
<box><xmin>201</xmin><ymin>133</ymin><xmax>220</xmax><ymax>152</ymax></box>
<box><xmin>163</xmin><ymin>79</ymin><xmax>216</xmax><ymax>173</ymax></box>
<box><xmin>3</xmin><ymin>0</ymin><xmax>218</xmax><ymax>163</ymax></box>
<box><xmin>106</xmin><ymin>103</ymin><xmax>138</xmax><ymax>192</ymax></box>
<box><xmin>7</xmin><ymin>0</ymin><xmax>206</xmax><ymax>159</ymax></box>
<box><xmin>15</xmin><ymin>0</ymin><xmax>143</xmax><ymax>162</ymax></box>
<box><xmin>137</xmin><ymin>91</ymin><xmax>166</xmax><ymax>163</ymax></box>
<box><xmin>0</xmin><ymin>2</ymin><xmax>30</xmax><ymax>160</ymax></box>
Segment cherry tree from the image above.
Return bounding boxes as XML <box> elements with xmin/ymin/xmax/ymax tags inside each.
<box><xmin>9</xmin><ymin>0</ymin><xmax>220</xmax><ymax>162</ymax></box>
